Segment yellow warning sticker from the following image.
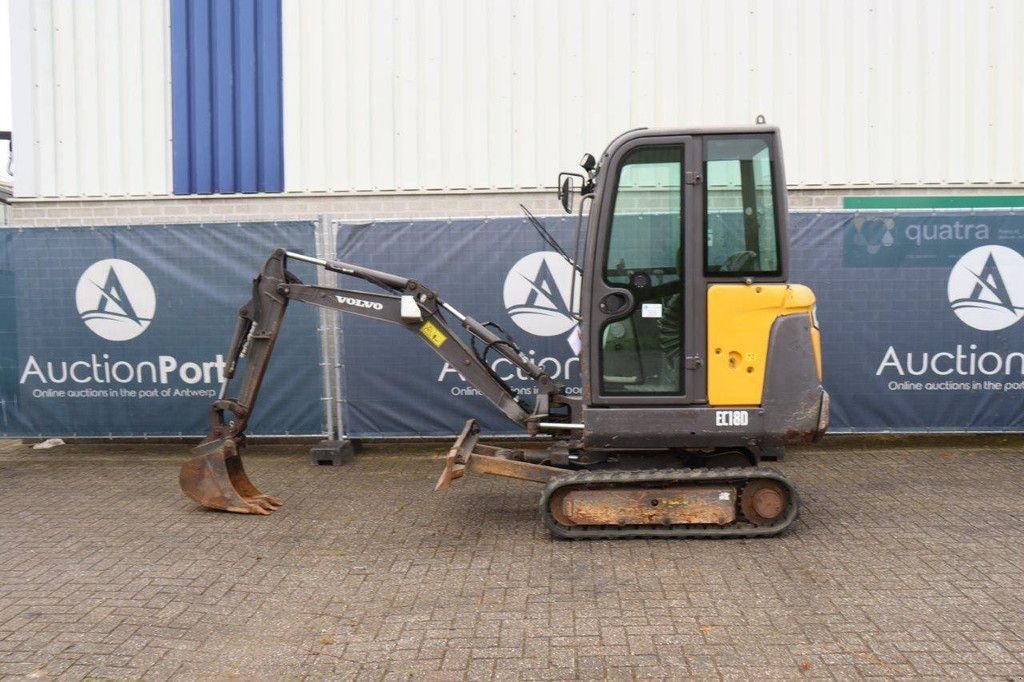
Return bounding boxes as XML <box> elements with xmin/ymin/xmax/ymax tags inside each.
<box><xmin>419</xmin><ymin>321</ymin><xmax>448</xmax><ymax>348</ymax></box>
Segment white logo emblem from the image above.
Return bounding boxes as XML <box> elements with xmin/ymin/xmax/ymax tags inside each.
<box><xmin>75</xmin><ymin>259</ymin><xmax>156</xmax><ymax>341</ymax></box>
<box><xmin>947</xmin><ymin>245</ymin><xmax>1024</xmax><ymax>331</ymax></box>
<box><xmin>503</xmin><ymin>251</ymin><xmax>581</xmax><ymax>337</ymax></box>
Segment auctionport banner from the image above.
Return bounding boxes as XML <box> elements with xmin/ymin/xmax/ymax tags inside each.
<box><xmin>792</xmin><ymin>211</ymin><xmax>1024</xmax><ymax>431</ymax></box>
<box><xmin>0</xmin><ymin>222</ymin><xmax>325</xmax><ymax>437</ymax></box>
<box><xmin>336</xmin><ymin>217</ymin><xmax>584</xmax><ymax>437</ymax></box>
<box><xmin>336</xmin><ymin>211</ymin><xmax>1024</xmax><ymax>436</ymax></box>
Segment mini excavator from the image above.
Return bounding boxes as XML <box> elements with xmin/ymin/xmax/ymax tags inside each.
<box><xmin>180</xmin><ymin>126</ymin><xmax>829</xmax><ymax>539</ymax></box>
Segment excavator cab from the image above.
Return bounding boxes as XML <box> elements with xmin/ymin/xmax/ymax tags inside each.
<box><xmin>576</xmin><ymin>127</ymin><xmax>826</xmax><ymax>455</ymax></box>
<box><xmin>180</xmin><ymin>125</ymin><xmax>827</xmax><ymax>539</ymax></box>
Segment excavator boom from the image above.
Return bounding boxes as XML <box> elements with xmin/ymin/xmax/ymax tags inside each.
<box><xmin>179</xmin><ymin>249</ymin><xmax>575</xmax><ymax>514</ymax></box>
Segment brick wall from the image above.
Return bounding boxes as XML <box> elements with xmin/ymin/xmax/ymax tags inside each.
<box><xmin>7</xmin><ymin>192</ymin><xmax>565</xmax><ymax>227</ymax></box>
<box><xmin>7</xmin><ymin>186</ymin><xmax>1024</xmax><ymax>227</ymax></box>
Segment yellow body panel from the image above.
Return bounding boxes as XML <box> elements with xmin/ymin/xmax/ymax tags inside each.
<box><xmin>707</xmin><ymin>283</ymin><xmax>817</xmax><ymax>406</ymax></box>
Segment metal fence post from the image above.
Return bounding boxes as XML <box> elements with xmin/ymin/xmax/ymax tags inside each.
<box><xmin>307</xmin><ymin>214</ymin><xmax>355</xmax><ymax>465</ymax></box>
<box><xmin>328</xmin><ymin>218</ymin><xmax>346</xmax><ymax>442</ymax></box>
<box><xmin>314</xmin><ymin>215</ymin><xmax>335</xmax><ymax>441</ymax></box>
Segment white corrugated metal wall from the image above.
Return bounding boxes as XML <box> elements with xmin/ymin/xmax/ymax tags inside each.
<box><xmin>281</xmin><ymin>0</ymin><xmax>1024</xmax><ymax>193</ymax></box>
<box><xmin>10</xmin><ymin>0</ymin><xmax>171</xmax><ymax>198</ymax></box>
<box><xmin>10</xmin><ymin>0</ymin><xmax>1024</xmax><ymax>198</ymax></box>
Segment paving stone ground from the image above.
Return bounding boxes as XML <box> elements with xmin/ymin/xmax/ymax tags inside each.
<box><xmin>0</xmin><ymin>436</ymin><xmax>1022</xmax><ymax>681</ymax></box>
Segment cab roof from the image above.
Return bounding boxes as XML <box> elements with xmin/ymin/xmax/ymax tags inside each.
<box><xmin>600</xmin><ymin>125</ymin><xmax>781</xmax><ymax>163</ymax></box>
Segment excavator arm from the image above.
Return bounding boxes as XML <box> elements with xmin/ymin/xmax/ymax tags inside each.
<box><xmin>180</xmin><ymin>249</ymin><xmax>574</xmax><ymax>515</ymax></box>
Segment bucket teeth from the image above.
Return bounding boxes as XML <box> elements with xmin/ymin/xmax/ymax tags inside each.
<box><xmin>179</xmin><ymin>437</ymin><xmax>281</xmax><ymax>515</ymax></box>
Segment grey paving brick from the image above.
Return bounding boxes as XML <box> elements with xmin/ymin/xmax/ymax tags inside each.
<box><xmin>0</xmin><ymin>437</ymin><xmax>1022</xmax><ymax>680</ymax></box>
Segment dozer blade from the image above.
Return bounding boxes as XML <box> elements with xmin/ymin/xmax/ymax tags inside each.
<box><xmin>179</xmin><ymin>437</ymin><xmax>282</xmax><ymax>515</ymax></box>
<box><xmin>434</xmin><ymin>419</ymin><xmax>479</xmax><ymax>491</ymax></box>
<box><xmin>434</xmin><ymin>419</ymin><xmax>564</xmax><ymax>491</ymax></box>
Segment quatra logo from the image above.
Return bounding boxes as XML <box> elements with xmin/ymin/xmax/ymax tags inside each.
<box><xmin>75</xmin><ymin>259</ymin><xmax>156</xmax><ymax>341</ymax></box>
<box><xmin>947</xmin><ymin>245</ymin><xmax>1024</xmax><ymax>331</ymax></box>
<box><xmin>503</xmin><ymin>251</ymin><xmax>580</xmax><ymax>337</ymax></box>
<box><xmin>851</xmin><ymin>217</ymin><xmax>896</xmax><ymax>254</ymax></box>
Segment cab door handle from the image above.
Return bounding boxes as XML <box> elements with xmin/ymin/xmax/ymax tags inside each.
<box><xmin>599</xmin><ymin>292</ymin><xmax>632</xmax><ymax>315</ymax></box>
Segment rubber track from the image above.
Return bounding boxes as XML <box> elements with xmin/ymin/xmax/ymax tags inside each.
<box><xmin>538</xmin><ymin>467</ymin><xmax>799</xmax><ymax>540</ymax></box>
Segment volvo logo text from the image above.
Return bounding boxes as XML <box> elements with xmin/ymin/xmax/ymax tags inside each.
<box><xmin>336</xmin><ymin>295</ymin><xmax>383</xmax><ymax>311</ymax></box>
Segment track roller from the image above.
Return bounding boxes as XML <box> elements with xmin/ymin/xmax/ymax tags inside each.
<box><xmin>539</xmin><ymin>467</ymin><xmax>799</xmax><ymax>540</ymax></box>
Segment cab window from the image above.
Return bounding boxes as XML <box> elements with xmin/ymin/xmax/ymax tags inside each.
<box><xmin>704</xmin><ymin>135</ymin><xmax>781</xmax><ymax>275</ymax></box>
<box><xmin>600</xmin><ymin>146</ymin><xmax>684</xmax><ymax>396</ymax></box>
<box><xmin>604</xmin><ymin>147</ymin><xmax>682</xmax><ymax>286</ymax></box>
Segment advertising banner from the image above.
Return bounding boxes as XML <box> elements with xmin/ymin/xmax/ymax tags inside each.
<box><xmin>792</xmin><ymin>211</ymin><xmax>1024</xmax><ymax>431</ymax></box>
<box><xmin>0</xmin><ymin>222</ymin><xmax>325</xmax><ymax>437</ymax></box>
<box><xmin>336</xmin><ymin>217</ymin><xmax>584</xmax><ymax>437</ymax></box>
<box><xmin>337</xmin><ymin>211</ymin><xmax>1024</xmax><ymax>436</ymax></box>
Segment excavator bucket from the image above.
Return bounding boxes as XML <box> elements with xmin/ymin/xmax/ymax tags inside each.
<box><xmin>179</xmin><ymin>250</ymin><xmax>294</xmax><ymax>515</ymax></box>
<box><xmin>179</xmin><ymin>437</ymin><xmax>282</xmax><ymax>515</ymax></box>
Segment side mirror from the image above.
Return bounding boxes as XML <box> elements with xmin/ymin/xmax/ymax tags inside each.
<box><xmin>558</xmin><ymin>174</ymin><xmax>575</xmax><ymax>214</ymax></box>
<box><xmin>557</xmin><ymin>171</ymin><xmax>586</xmax><ymax>214</ymax></box>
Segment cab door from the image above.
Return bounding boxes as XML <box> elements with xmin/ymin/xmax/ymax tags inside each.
<box><xmin>584</xmin><ymin>135</ymin><xmax>706</xmax><ymax>406</ymax></box>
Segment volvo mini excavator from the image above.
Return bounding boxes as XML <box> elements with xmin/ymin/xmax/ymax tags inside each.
<box><xmin>180</xmin><ymin>125</ymin><xmax>829</xmax><ymax>539</ymax></box>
